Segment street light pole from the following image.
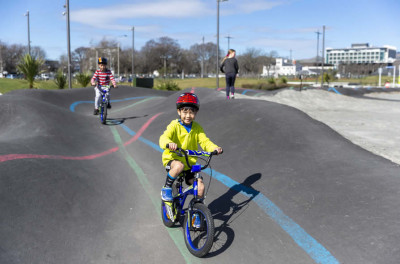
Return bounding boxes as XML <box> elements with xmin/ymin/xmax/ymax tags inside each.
<box><xmin>131</xmin><ymin>26</ymin><xmax>135</xmax><ymax>85</ymax></box>
<box><xmin>24</xmin><ymin>10</ymin><xmax>31</xmax><ymax>56</ymax></box>
<box><xmin>216</xmin><ymin>0</ymin><xmax>228</xmax><ymax>89</ymax></box>
<box><xmin>320</xmin><ymin>25</ymin><xmax>325</xmax><ymax>89</ymax></box>
<box><xmin>64</xmin><ymin>0</ymin><xmax>72</xmax><ymax>89</ymax></box>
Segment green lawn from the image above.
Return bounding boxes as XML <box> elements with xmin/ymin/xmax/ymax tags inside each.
<box><xmin>0</xmin><ymin>78</ymin><xmax>83</xmax><ymax>94</ymax></box>
<box><xmin>0</xmin><ymin>76</ymin><xmax>386</xmax><ymax>95</ymax></box>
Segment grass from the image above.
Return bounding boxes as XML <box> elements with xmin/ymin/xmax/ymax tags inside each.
<box><xmin>1</xmin><ymin>75</ymin><xmax>390</xmax><ymax>95</ymax></box>
<box><xmin>0</xmin><ymin>78</ymin><xmax>83</xmax><ymax>94</ymax></box>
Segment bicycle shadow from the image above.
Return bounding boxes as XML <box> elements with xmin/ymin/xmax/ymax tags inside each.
<box><xmin>205</xmin><ymin>173</ymin><xmax>261</xmax><ymax>257</ymax></box>
<box><xmin>105</xmin><ymin>115</ymin><xmax>148</xmax><ymax>126</ymax></box>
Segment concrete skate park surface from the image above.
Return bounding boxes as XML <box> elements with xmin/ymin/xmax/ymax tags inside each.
<box><xmin>1</xmin><ymin>85</ymin><xmax>400</xmax><ymax>264</ymax></box>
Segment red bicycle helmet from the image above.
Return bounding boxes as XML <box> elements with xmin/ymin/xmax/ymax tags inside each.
<box><xmin>176</xmin><ymin>92</ymin><xmax>200</xmax><ymax>110</ymax></box>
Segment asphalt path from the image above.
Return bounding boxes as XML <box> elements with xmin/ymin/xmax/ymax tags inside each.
<box><xmin>1</xmin><ymin>86</ymin><xmax>400</xmax><ymax>264</ymax></box>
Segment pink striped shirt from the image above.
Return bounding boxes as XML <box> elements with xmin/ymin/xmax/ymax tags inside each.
<box><xmin>91</xmin><ymin>69</ymin><xmax>116</xmax><ymax>87</ymax></box>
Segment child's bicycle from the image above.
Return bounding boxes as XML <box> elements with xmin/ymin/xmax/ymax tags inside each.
<box><xmin>97</xmin><ymin>84</ymin><xmax>112</xmax><ymax>124</ymax></box>
<box><xmin>161</xmin><ymin>144</ymin><xmax>222</xmax><ymax>257</ymax></box>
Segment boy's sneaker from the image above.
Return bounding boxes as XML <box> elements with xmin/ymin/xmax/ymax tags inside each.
<box><xmin>226</xmin><ymin>96</ymin><xmax>230</xmax><ymax>100</ymax></box>
<box><xmin>161</xmin><ymin>186</ymin><xmax>173</xmax><ymax>201</ymax></box>
<box><xmin>93</xmin><ymin>109</ymin><xmax>99</xmax><ymax>115</ymax></box>
<box><xmin>107</xmin><ymin>103</ymin><xmax>112</xmax><ymax>109</ymax></box>
<box><xmin>231</xmin><ymin>94</ymin><xmax>235</xmax><ymax>99</ymax></box>
<box><xmin>192</xmin><ymin>213</ymin><xmax>201</xmax><ymax>228</ymax></box>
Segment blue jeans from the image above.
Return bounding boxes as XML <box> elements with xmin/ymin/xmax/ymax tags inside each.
<box><xmin>225</xmin><ymin>73</ymin><xmax>236</xmax><ymax>97</ymax></box>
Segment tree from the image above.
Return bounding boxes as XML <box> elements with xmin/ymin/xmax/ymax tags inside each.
<box><xmin>4</xmin><ymin>44</ymin><xmax>25</xmax><ymax>73</ymax></box>
<box><xmin>189</xmin><ymin>42</ymin><xmax>218</xmax><ymax>75</ymax></box>
<box><xmin>141</xmin><ymin>37</ymin><xmax>181</xmax><ymax>75</ymax></box>
<box><xmin>237</xmin><ymin>48</ymin><xmax>266</xmax><ymax>76</ymax></box>
<box><xmin>17</xmin><ymin>54</ymin><xmax>43</xmax><ymax>88</ymax></box>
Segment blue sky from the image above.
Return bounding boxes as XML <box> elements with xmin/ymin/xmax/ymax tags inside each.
<box><xmin>1</xmin><ymin>0</ymin><xmax>399</xmax><ymax>61</ymax></box>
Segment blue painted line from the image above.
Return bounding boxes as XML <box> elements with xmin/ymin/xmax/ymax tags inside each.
<box><xmin>242</xmin><ymin>90</ymin><xmax>251</xmax><ymax>95</ymax></box>
<box><xmin>69</xmin><ymin>96</ymin><xmax>152</xmax><ymax>112</ymax></box>
<box><xmin>117</xmin><ymin>122</ymin><xmax>339</xmax><ymax>264</ymax></box>
<box><xmin>327</xmin><ymin>87</ymin><xmax>342</xmax><ymax>95</ymax></box>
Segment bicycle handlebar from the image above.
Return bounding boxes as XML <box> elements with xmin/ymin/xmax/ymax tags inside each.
<box><xmin>166</xmin><ymin>143</ymin><xmax>220</xmax><ymax>171</ymax></box>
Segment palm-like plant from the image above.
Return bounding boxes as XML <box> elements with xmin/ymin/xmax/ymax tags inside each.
<box><xmin>54</xmin><ymin>70</ymin><xmax>67</xmax><ymax>89</ymax></box>
<box><xmin>17</xmin><ymin>54</ymin><xmax>43</xmax><ymax>88</ymax></box>
<box><xmin>75</xmin><ymin>72</ymin><xmax>92</xmax><ymax>87</ymax></box>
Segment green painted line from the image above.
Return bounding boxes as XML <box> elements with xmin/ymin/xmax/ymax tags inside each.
<box><xmin>113</xmin><ymin>97</ymin><xmax>162</xmax><ymax>113</ymax></box>
<box><xmin>110</xmin><ymin>126</ymin><xmax>200</xmax><ymax>264</ymax></box>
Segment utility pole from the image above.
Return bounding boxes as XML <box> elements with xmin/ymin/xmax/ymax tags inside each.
<box><xmin>25</xmin><ymin>11</ymin><xmax>31</xmax><ymax>56</ymax></box>
<box><xmin>320</xmin><ymin>26</ymin><xmax>325</xmax><ymax>89</ymax></box>
<box><xmin>225</xmin><ymin>34</ymin><xmax>233</xmax><ymax>51</ymax></box>
<box><xmin>201</xmin><ymin>36</ymin><xmax>204</xmax><ymax>78</ymax></box>
<box><xmin>315</xmin><ymin>30</ymin><xmax>321</xmax><ymax>84</ymax></box>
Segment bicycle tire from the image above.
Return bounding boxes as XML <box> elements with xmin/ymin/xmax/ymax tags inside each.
<box><xmin>100</xmin><ymin>102</ymin><xmax>107</xmax><ymax>124</ymax></box>
<box><xmin>183</xmin><ymin>203</ymin><xmax>214</xmax><ymax>257</ymax></box>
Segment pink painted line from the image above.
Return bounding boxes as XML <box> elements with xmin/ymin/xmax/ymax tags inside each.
<box><xmin>191</xmin><ymin>87</ymin><xmax>196</xmax><ymax>93</ymax></box>
<box><xmin>123</xmin><ymin>112</ymin><xmax>163</xmax><ymax>146</ymax></box>
<box><xmin>0</xmin><ymin>112</ymin><xmax>163</xmax><ymax>163</ymax></box>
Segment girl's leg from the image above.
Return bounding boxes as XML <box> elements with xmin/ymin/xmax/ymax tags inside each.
<box><xmin>230</xmin><ymin>74</ymin><xmax>236</xmax><ymax>96</ymax></box>
<box><xmin>225</xmin><ymin>77</ymin><xmax>230</xmax><ymax>98</ymax></box>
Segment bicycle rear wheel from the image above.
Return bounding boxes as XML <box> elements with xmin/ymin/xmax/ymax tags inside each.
<box><xmin>183</xmin><ymin>203</ymin><xmax>214</xmax><ymax>257</ymax></box>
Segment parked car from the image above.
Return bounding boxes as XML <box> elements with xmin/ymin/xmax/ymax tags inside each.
<box><xmin>41</xmin><ymin>73</ymin><xmax>50</xmax><ymax>80</ymax></box>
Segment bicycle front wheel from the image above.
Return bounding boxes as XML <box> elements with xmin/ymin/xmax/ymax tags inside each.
<box><xmin>100</xmin><ymin>103</ymin><xmax>107</xmax><ymax>124</ymax></box>
<box><xmin>183</xmin><ymin>203</ymin><xmax>214</xmax><ymax>257</ymax></box>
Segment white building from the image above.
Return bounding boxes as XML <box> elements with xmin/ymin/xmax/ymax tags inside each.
<box><xmin>326</xmin><ymin>43</ymin><xmax>397</xmax><ymax>66</ymax></box>
<box><xmin>261</xmin><ymin>58</ymin><xmax>302</xmax><ymax>77</ymax></box>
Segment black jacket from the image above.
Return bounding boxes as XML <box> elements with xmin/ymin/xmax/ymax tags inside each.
<box><xmin>220</xmin><ymin>58</ymin><xmax>239</xmax><ymax>74</ymax></box>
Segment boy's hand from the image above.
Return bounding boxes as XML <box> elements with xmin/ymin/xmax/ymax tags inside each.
<box><xmin>215</xmin><ymin>147</ymin><xmax>223</xmax><ymax>154</ymax></box>
<box><xmin>168</xmin><ymin>143</ymin><xmax>178</xmax><ymax>151</ymax></box>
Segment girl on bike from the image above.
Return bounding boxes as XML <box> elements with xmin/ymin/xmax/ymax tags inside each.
<box><xmin>159</xmin><ymin>92</ymin><xmax>223</xmax><ymax>202</ymax></box>
<box><xmin>91</xmin><ymin>57</ymin><xmax>117</xmax><ymax>115</ymax></box>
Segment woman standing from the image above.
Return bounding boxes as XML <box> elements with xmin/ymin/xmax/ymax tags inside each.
<box><xmin>220</xmin><ymin>49</ymin><xmax>239</xmax><ymax>99</ymax></box>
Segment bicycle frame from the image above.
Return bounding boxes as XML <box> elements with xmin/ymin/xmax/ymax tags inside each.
<box><xmin>166</xmin><ymin>146</ymin><xmax>216</xmax><ymax>219</ymax></box>
<box><xmin>97</xmin><ymin>85</ymin><xmax>110</xmax><ymax>124</ymax></box>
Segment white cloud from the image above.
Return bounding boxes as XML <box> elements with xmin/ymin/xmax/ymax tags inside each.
<box><xmin>71</xmin><ymin>0</ymin><xmax>210</xmax><ymax>29</ymax></box>
<box><xmin>226</xmin><ymin>0</ymin><xmax>286</xmax><ymax>14</ymax></box>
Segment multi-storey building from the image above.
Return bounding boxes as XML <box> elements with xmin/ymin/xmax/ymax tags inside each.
<box><xmin>326</xmin><ymin>43</ymin><xmax>397</xmax><ymax>65</ymax></box>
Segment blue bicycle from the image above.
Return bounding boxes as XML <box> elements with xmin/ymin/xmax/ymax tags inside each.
<box><xmin>97</xmin><ymin>85</ymin><xmax>111</xmax><ymax>125</ymax></box>
<box><xmin>161</xmin><ymin>144</ymin><xmax>221</xmax><ymax>257</ymax></box>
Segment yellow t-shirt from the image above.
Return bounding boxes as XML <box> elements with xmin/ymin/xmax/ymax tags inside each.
<box><xmin>159</xmin><ymin>119</ymin><xmax>219</xmax><ymax>170</ymax></box>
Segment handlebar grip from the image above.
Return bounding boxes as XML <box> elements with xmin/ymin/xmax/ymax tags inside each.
<box><xmin>166</xmin><ymin>143</ymin><xmax>169</xmax><ymax>149</ymax></box>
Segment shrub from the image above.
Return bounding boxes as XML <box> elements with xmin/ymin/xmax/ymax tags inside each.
<box><xmin>75</xmin><ymin>72</ymin><xmax>92</xmax><ymax>87</ymax></box>
<box><xmin>155</xmin><ymin>80</ymin><xmax>180</xmax><ymax>91</ymax></box>
<box><xmin>267</xmin><ymin>77</ymin><xmax>276</xmax><ymax>85</ymax></box>
<box><xmin>17</xmin><ymin>54</ymin><xmax>43</xmax><ymax>88</ymax></box>
<box><xmin>54</xmin><ymin>70</ymin><xmax>67</xmax><ymax>89</ymax></box>
<box><xmin>280</xmin><ymin>76</ymin><xmax>288</xmax><ymax>84</ymax></box>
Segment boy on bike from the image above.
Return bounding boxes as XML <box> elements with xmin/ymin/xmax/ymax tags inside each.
<box><xmin>91</xmin><ymin>57</ymin><xmax>117</xmax><ymax>115</ymax></box>
<box><xmin>159</xmin><ymin>92</ymin><xmax>223</xmax><ymax>202</ymax></box>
